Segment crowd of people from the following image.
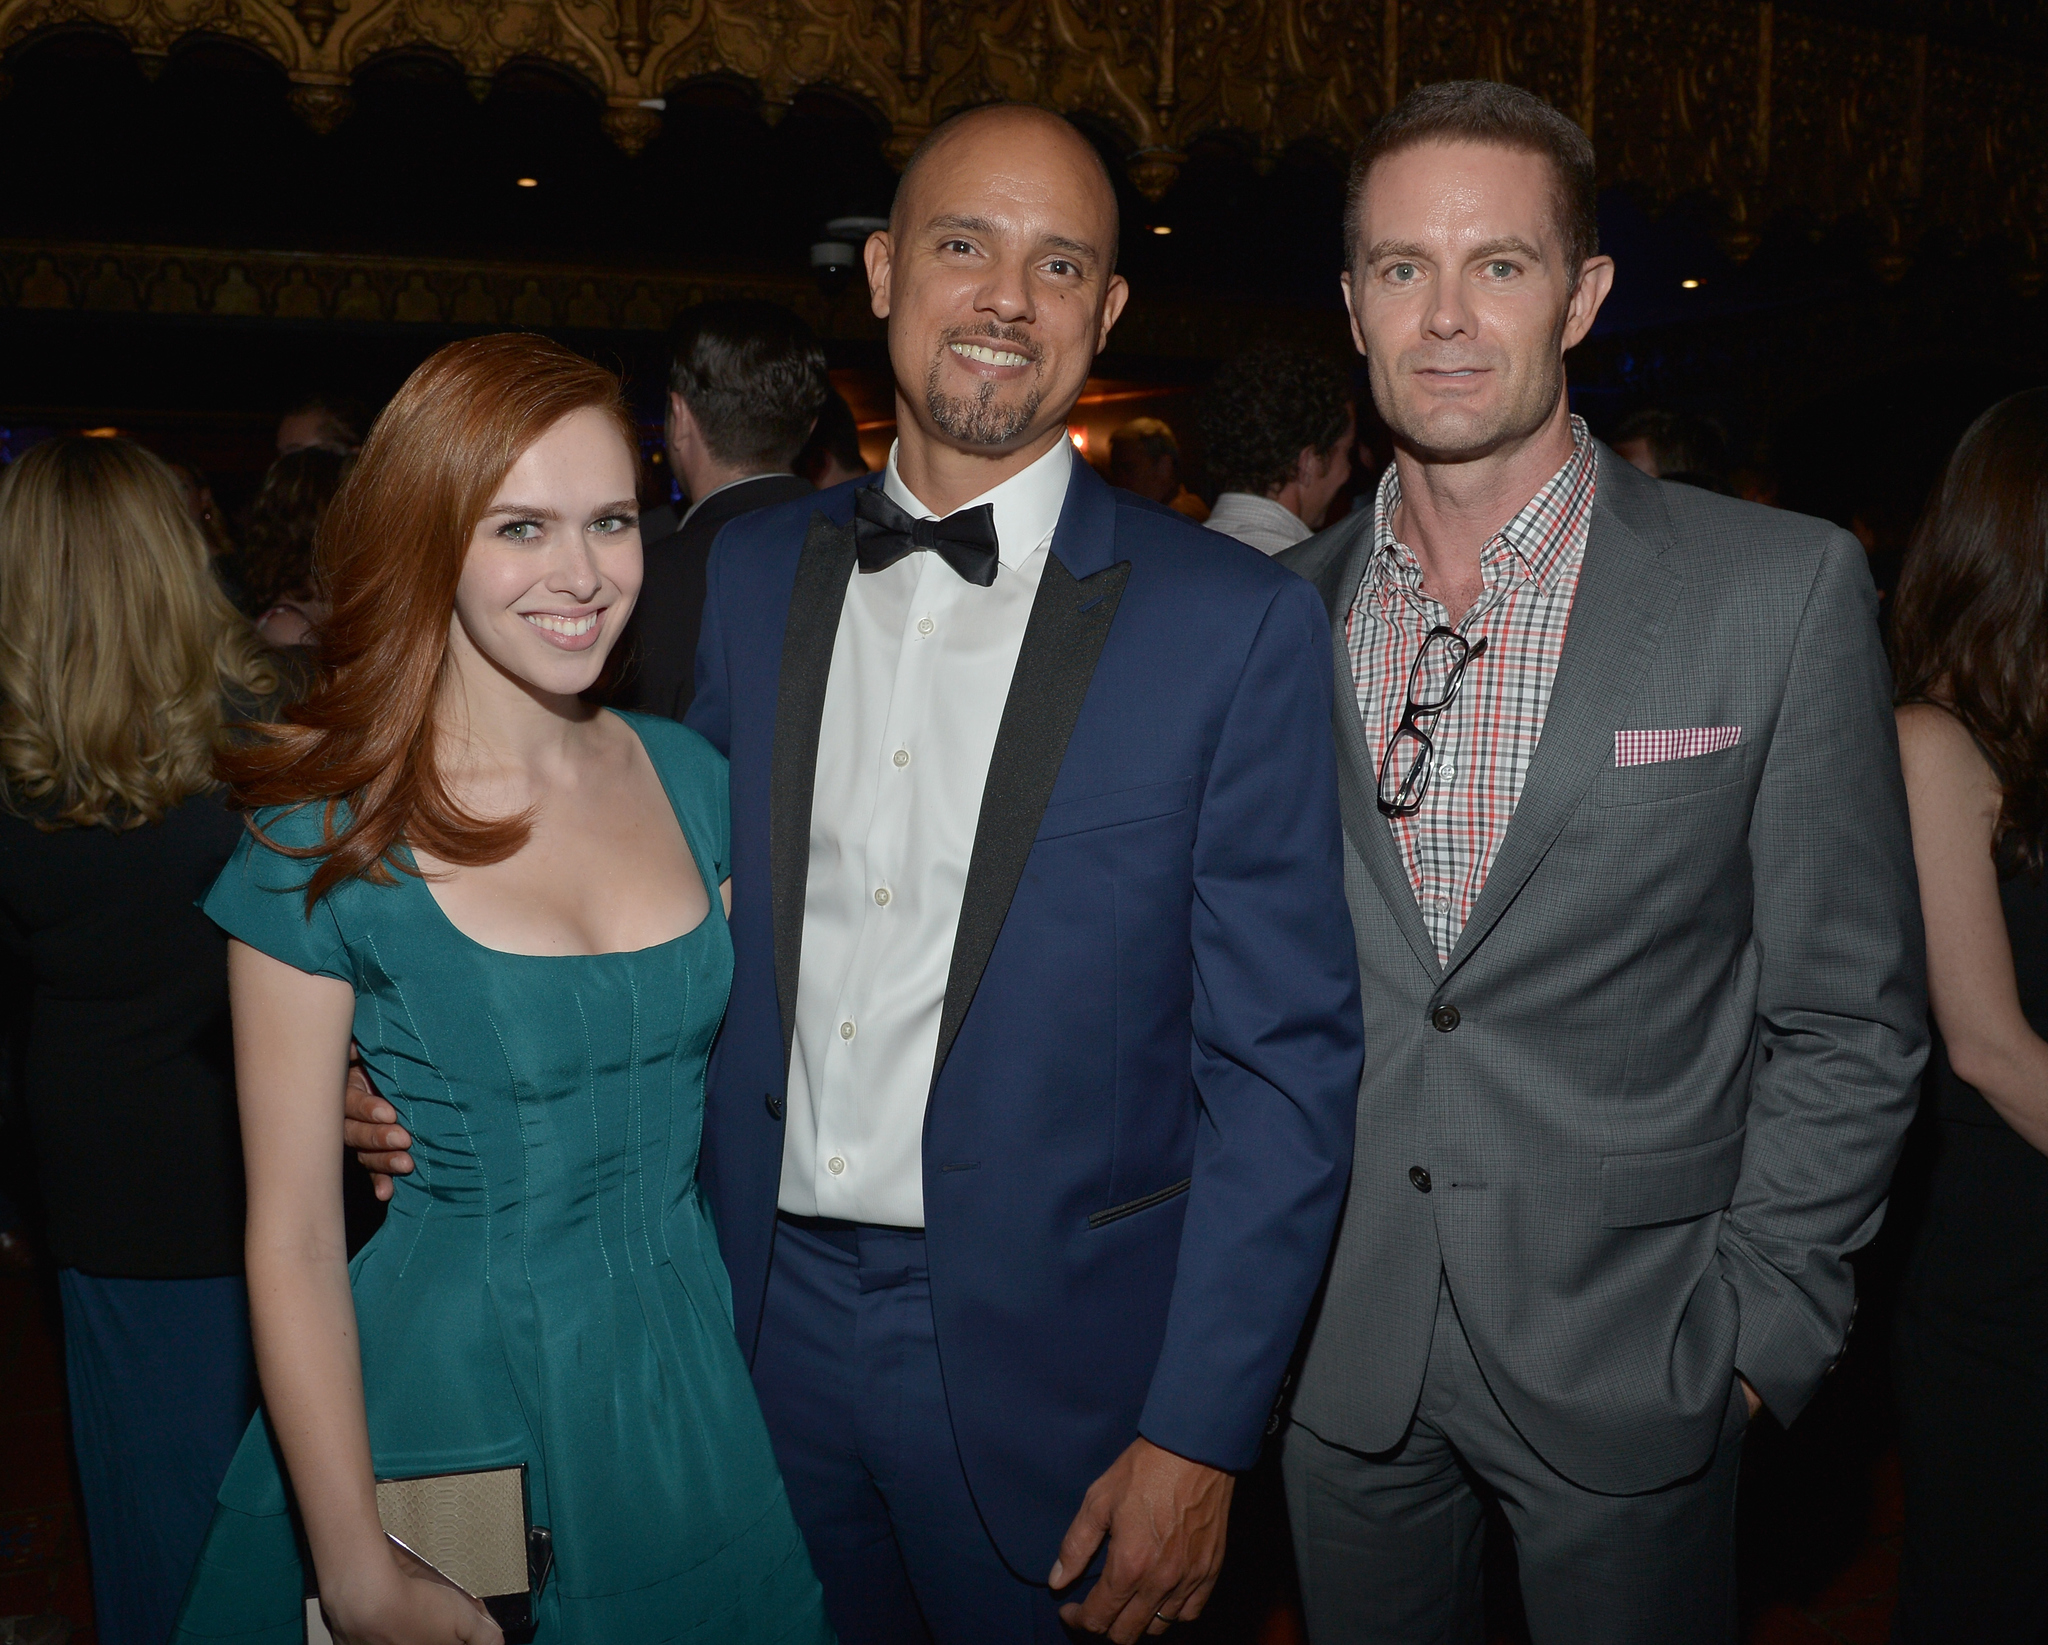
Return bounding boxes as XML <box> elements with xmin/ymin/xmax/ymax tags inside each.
<box><xmin>0</xmin><ymin>75</ymin><xmax>2041</xmax><ymax>1645</ymax></box>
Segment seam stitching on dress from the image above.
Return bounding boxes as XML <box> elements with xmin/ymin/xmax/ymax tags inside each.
<box><xmin>363</xmin><ymin>931</ymin><xmax>443</xmax><ymax>1283</ymax></box>
<box><xmin>632</xmin><ymin>972</ymin><xmax>657</xmax><ymax>1271</ymax></box>
<box><xmin>574</xmin><ymin>985</ymin><xmax>615</xmax><ymax>1281</ymax></box>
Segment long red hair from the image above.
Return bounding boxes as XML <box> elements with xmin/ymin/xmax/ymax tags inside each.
<box><xmin>218</xmin><ymin>334</ymin><xmax>638</xmax><ymax>907</ymax></box>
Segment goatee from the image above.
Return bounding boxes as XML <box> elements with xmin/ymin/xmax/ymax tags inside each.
<box><xmin>925</xmin><ymin>378</ymin><xmax>1045</xmax><ymax>447</ymax></box>
<box><xmin>925</xmin><ymin>329</ymin><xmax>1045</xmax><ymax>447</ymax></box>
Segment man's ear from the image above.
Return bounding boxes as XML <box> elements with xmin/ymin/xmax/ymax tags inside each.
<box><xmin>1340</xmin><ymin>270</ymin><xmax>1368</xmax><ymax>356</ymax></box>
<box><xmin>865</xmin><ymin>231</ymin><xmax>894</xmax><ymax>320</ymax></box>
<box><xmin>1096</xmin><ymin>273</ymin><xmax>1131</xmax><ymax>352</ymax></box>
<box><xmin>668</xmin><ymin>390</ymin><xmax>700</xmax><ymax>450</ymax></box>
<box><xmin>1562</xmin><ymin>255</ymin><xmax>1616</xmax><ymax>351</ymax></box>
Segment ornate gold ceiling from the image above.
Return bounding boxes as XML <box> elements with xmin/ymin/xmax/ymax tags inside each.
<box><xmin>1</xmin><ymin>0</ymin><xmax>2042</xmax><ymax>280</ymax></box>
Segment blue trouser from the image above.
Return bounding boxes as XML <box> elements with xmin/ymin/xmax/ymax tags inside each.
<box><xmin>750</xmin><ymin>1215</ymin><xmax>1072</xmax><ymax>1645</ymax></box>
<box><xmin>58</xmin><ymin>1271</ymin><xmax>255</xmax><ymax>1645</ymax></box>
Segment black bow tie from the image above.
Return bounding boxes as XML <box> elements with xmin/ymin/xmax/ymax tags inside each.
<box><xmin>852</xmin><ymin>485</ymin><xmax>1001</xmax><ymax>587</ymax></box>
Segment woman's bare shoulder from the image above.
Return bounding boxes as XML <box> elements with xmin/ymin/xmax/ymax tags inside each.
<box><xmin>1897</xmin><ymin>702</ymin><xmax>2002</xmax><ymax>827</ymax></box>
<box><xmin>1897</xmin><ymin>700</ymin><xmax>1988</xmax><ymax>764</ymax></box>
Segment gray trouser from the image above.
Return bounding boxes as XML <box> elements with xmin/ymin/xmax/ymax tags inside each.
<box><xmin>1282</xmin><ymin>1277</ymin><xmax>1748</xmax><ymax>1645</ymax></box>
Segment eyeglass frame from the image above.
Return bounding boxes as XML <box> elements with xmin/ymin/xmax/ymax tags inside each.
<box><xmin>1375</xmin><ymin>625</ymin><xmax>1489</xmax><ymax>817</ymax></box>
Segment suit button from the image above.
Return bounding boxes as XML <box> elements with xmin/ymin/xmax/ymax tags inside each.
<box><xmin>765</xmin><ymin>1091</ymin><xmax>784</xmax><ymax>1120</ymax></box>
<box><xmin>1431</xmin><ymin>1004</ymin><xmax>1461</xmax><ymax>1032</ymax></box>
<box><xmin>1410</xmin><ymin>1166</ymin><xmax>1433</xmax><ymax>1193</ymax></box>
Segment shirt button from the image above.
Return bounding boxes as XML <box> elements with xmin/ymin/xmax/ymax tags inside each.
<box><xmin>873</xmin><ymin>887</ymin><xmax>891</xmax><ymax>906</ymax></box>
<box><xmin>917</xmin><ymin>615</ymin><xmax>935</xmax><ymax>637</ymax></box>
<box><xmin>1438</xmin><ymin>762</ymin><xmax>1456</xmax><ymax>782</ymax></box>
<box><xmin>839</xmin><ymin>1020</ymin><xmax>855</xmax><ymax>1041</ymax></box>
<box><xmin>892</xmin><ymin>748</ymin><xmax>911</xmax><ymax>769</ymax></box>
<box><xmin>827</xmin><ymin>1155</ymin><xmax>846</xmax><ymax>1176</ymax></box>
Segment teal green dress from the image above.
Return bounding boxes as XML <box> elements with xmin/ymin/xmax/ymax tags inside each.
<box><xmin>173</xmin><ymin>714</ymin><xmax>831</xmax><ymax>1644</ymax></box>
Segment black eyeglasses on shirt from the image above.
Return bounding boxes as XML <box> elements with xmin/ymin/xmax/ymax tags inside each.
<box><xmin>1375</xmin><ymin>625</ymin><xmax>1488</xmax><ymax>818</ymax></box>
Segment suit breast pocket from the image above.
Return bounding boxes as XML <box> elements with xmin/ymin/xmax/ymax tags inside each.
<box><xmin>1035</xmin><ymin>777</ymin><xmax>1195</xmax><ymax>842</ymax></box>
<box><xmin>1594</xmin><ymin>741</ymin><xmax>1752</xmax><ymax>808</ymax></box>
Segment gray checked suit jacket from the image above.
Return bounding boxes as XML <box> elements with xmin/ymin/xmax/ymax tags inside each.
<box><xmin>1281</xmin><ymin>446</ymin><xmax>1928</xmax><ymax>1494</ymax></box>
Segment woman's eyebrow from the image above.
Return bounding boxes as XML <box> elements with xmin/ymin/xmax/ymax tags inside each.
<box><xmin>480</xmin><ymin>500</ymin><xmax>561</xmax><ymax>519</ymax></box>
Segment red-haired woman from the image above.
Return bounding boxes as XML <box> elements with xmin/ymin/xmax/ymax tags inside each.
<box><xmin>1889</xmin><ymin>387</ymin><xmax>2048</xmax><ymax>1644</ymax></box>
<box><xmin>172</xmin><ymin>337</ymin><xmax>831</xmax><ymax>1644</ymax></box>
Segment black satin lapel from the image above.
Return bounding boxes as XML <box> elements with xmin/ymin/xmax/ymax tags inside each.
<box><xmin>771</xmin><ymin>512</ymin><xmax>857</xmax><ymax>1063</ymax></box>
<box><xmin>1331</xmin><ymin>647</ymin><xmax>1444</xmax><ymax>981</ymax></box>
<box><xmin>1439</xmin><ymin>515</ymin><xmax>1682</xmax><ymax>984</ymax></box>
<box><xmin>930</xmin><ymin>553</ymin><xmax>1131</xmax><ymax>1088</ymax></box>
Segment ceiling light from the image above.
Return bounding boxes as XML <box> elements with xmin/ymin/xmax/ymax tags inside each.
<box><xmin>516</xmin><ymin>177</ymin><xmax>538</xmax><ymax>189</ymax></box>
<box><xmin>1068</xmin><ymin>426</ymin><xmax>1089</xmax><ymax>454</ymax></box>
<box><xmin>1151</xmin><ymin>224</ymin><xmax>1172</xmax><ymax>235</ymax></box>
<box><xmin>1680</xmin><ymin>278</ymin><xmax>1701</xmax><ymax>289</ymax></box>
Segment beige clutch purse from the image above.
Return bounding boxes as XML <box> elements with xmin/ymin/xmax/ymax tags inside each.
<box><xmin>304</xmin><ymin>1464</ymin><xmax>551</xmax><ymax>1644</ymax></box>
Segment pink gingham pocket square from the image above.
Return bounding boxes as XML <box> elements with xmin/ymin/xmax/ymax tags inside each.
<box><xmin>1615</xmin><ymin>727</ymin><xmax>1742</xmax><ymax>767</ymax></box>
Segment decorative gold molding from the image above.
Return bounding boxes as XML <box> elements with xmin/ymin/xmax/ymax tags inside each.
<box><xmin>0</xmin><ymin>0</ymin><xmax>2041</xmax><ymax>271</ymax></box>
<box><xmin>0</xmin><ymin>239</ymin><xmax>1349</xmax><ymax>360</ymax></box>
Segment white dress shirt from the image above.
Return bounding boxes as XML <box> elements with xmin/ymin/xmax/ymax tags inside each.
<box><xmin>779</xmin><ymin>436</ymin><xmax>1073</xmax><ymax>1227</ymax></box>
<box><xmin>1204</xmin><ymin>490</ymin><xmax>1312</xmax><ymax>556</ymax></box>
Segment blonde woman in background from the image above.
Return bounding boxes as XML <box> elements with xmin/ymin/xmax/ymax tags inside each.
<box><xmin>0</xmin><ymin>436</ymin><xmax>287</xmax><ymax>1645</ymax></box>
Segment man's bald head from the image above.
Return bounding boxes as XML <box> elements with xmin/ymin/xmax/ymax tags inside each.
<box><xmin>864</xmin><ymin>99</ymin><xmax>1130</xmax><ymax>491</ymax></box>
<box><xmin>890</xmin><ymin>104</ymin><xmax>1121</xmax><ymax>273</ymax></box>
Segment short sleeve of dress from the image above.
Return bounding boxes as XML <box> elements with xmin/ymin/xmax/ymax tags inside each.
<box><xmin>201</xmin><ymin>804</ymin><xmax>354</xmax><ymax>983</ymax></box>
<box><xmin>617</xmin><ymin>712</ymin><xmax>730</xmax><ymax>886</ymax></box>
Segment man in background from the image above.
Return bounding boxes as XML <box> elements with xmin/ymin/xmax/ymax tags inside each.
<box><xmin>1200</xmin><ymin>348</ymin><xmax>1354</xmax><ymax>554</ymax></box>
<box><xmin>1609</xmin><ymin>405</ymin><xmax>1734</xmax><ymax>493</ymax></box>
<box><xmin>1108</xmin><ymin>416</ymin><xmax>1208</xmax><ymax>520</ymax></box>
<box><xmin>614</xmin><ymin>299</ymin><xmax>829</xmax><ymax>719</ymax></box>
<box><xmin>796</xmin><ymin>387</ymin><xmax>872</xmax><ymax>490</ymax></box>
<box><xmin>274</xmin><ymin>393</ymin><xmax>366</xmax><ymax>457</ymax></box>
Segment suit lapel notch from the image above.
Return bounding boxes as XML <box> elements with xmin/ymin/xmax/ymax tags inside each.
<box><xmin>770</xmin><ymin>509</ymin><xmax>858</xmax><ymax>1061</ymax></box>
<box><xmin>930</xmin><ymin>546</ymin><xmax>1130</xmax><ymax>1088</ymax></box>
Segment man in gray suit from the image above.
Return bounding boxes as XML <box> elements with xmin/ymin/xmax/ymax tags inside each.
<box><xmin>1279</xmin><ymin>81</ymin><xmax>1926</xmax><ymax>1643</ymax></box>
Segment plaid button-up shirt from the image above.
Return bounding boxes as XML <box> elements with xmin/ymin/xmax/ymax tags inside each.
<box><xmin>1346</xmin><ymin>418</ymin><xmax>1598</xmax><ymax>962</ymax></box>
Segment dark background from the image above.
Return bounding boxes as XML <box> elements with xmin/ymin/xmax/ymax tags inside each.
<box><xmin>7</xmin><ymin>23</ymin><xmax>2047</xmax><ymax>584</ymax></box>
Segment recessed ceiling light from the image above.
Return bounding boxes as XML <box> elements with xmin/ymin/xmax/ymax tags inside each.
<box><xmin>516</xmin><ymin>177</ymin><xmax>539</xmax><ymax>189</ymax></box>
<box><xmin>1151</xmin><ymin>224</ymin><xmax>1172</xmax><ymax>236</ymax></box>
<box><xmin>1680</xmin><ymin>277</ymin><xmax>1701</xmax><ymax>289</ymax></box>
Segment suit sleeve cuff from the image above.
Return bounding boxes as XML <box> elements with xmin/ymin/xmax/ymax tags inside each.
<box><xmin>1137</xmin><ymin>1385</ymin><xmax>1271</xmax><ymax>1475</ymax></box>
<box><xmin>1721</xmin><ymin>1240</ymin><xmax>1844</xmax><ymax>1423</ymax></box>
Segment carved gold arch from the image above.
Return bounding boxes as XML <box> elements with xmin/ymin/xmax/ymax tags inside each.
<box><xmin>1</xmin><ymin>0</ymin><xmax>2043</xmax><ymax>276</ymax></box>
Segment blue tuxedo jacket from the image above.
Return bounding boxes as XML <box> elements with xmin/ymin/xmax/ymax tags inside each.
<box><xmin>686</xmin><ymin>457</ymin><xmax>1362</xmax><ymax>1574</ymax></box>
